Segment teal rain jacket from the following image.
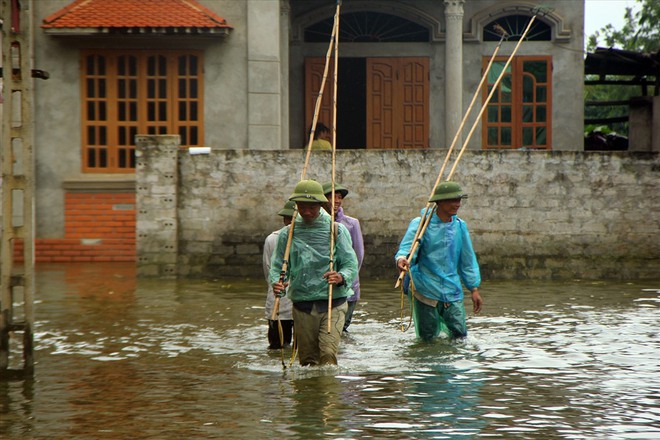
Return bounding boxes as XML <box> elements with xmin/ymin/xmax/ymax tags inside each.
<box><xmin>395</xmin><ymin>208</ymin><xmax>481</xmax><ymax>303</ymax></box>
<box><xmin>269</xmin><ymin>209</ymin><xmax>358</xmax><ymax>303</ymax></box>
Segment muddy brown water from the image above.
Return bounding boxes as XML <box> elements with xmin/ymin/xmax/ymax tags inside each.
<box><xmin>1</xmin><ymin>263</ymin><xmax>659</xmax><ymax>439</ymax></box>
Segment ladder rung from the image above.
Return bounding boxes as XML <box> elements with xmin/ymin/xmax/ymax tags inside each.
<box><xmin>10</xmin><ymin>275</ymin><xmax>25</xmax><ymax>287</ymax></box>
<box><xmin>7</xmin><ymin>321</ymin><xmax>27</xmax><ymax>332</ymax></box>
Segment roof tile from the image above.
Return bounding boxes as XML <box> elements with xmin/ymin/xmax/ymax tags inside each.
<box><xmin>42</xmin><ymin>0</ymin><xmax>232</xmax><ymax>29</ymax></box>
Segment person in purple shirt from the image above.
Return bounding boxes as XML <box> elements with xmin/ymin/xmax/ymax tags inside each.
<box><xmin>322</xmin><ymin>182</ymin><xmax>364</xmax><ymax>333</ymax></box>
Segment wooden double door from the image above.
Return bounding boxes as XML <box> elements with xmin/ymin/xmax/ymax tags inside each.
<box><xmin>305</xmin><ymin>57</ymin><xmax>429</xmax><ymax>149</ymax></box>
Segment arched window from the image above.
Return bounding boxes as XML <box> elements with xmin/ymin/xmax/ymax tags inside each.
<box><xmin>483</xmin><ymin>15</ymin><xmax>551</xmax><ymax>41</ymax></box>
<box><xmin>305</xmin><ymin>11</ymin><xmax>429</xmax><ymax>43</ymax></box>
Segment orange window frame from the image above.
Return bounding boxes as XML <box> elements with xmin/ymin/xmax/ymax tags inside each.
<box><xmin>81</xmin><ymin>50</ymin><xmax>204</xmax><ymax>173</ymax></box>
<box><xmin>481</xmin><ymin>56</ymin><xmax>552</xmax><ymax>150</ymax></box>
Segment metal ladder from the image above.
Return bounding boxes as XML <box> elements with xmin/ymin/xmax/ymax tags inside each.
<box><xmin>0</xmin><ymin>0</ymin><xmax>45</xmax><ymax>376</ymax></box>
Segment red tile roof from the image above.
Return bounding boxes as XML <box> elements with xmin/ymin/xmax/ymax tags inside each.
<box><xmin>42</xmin><ymin>0</ymin><xmax>232</xmax><ymax>30</ymax></box>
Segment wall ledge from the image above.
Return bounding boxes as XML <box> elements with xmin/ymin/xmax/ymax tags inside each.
<box><xmin>62</xmin><ymin>176</ymin><xmax>136</xmax><ymax>192</ymax></box>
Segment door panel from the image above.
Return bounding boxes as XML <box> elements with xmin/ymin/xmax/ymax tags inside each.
<box><xmin>367</xmin><ymin>57</ymin><xmax>428</xmax><ymax>149</ymax></box>
<box><xmin>304</xmin><ymin>57</ymin><xmax>336</xmax><ymax>143</ymax></box>
<box><xmin>398</xmin><ymin>58</ymin><xmax>429</xmax><ymax>148</ymax></box>
<box><xmin>367</xmin><ymin>60</ymin><xmax>396</xmax><ymax>148</ymax></box>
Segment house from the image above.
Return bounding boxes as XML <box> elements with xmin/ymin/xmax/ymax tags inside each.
<box><xmin>10</xmin><ymin>0</ymin><xmax>587</xmax><ymax>263</ymax></box>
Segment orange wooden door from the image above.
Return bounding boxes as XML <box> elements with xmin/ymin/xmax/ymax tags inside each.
<box><xmin>366</xmin><ymin>59</ymin><xmax>396</xmax><ymax>148</ymax></box>
<box><xmin>304</xmin><ymin>57</ymin><xmax>336</xmax><ymax>143</ymax></box>
<box><xmin>304</xmin><ymin>57</ymin><xmax>429</xmax><ymax>148</ymax></box>
<box><xmin>367</xmin><ymin>57</ymin><xmax>429</xmax><ymax>149</ymax></box>
<box><xmin>399</xmin><ymin>58</ymin><xmax>429</xmax><ymax>148</ymax></box>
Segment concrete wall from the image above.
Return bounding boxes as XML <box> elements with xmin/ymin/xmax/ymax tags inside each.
<box><xmin>629</xmin><ymin>96</ymin><xmax>660</xmax><ymax>152</ymax></box>
<box><xmin>136</xmin><ymin>136</ymin><xmax>659</xmax><ymax>281</ymax></box>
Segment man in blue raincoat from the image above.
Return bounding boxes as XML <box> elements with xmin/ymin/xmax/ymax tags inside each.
<box><xmin>395</xmin><ymin>181</ymin><xmax>483</xmax><ymax>341</ymax></box>
<box><xmin>270</xmin><ymin>180</ymin><xmax>358</xmax><ymax>366</ymax></box>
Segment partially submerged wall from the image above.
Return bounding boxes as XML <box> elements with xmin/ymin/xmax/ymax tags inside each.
<box><xmin>136</xmin><ymin>136</ymin><xmax>659</xmax><ymax>280</ymax></box>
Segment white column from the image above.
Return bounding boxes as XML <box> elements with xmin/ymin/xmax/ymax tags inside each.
<box><xmin>444</xmin><ymin>0</ymin><xmax>464</xmax><ymax>148</ymax></box>
<box><xmin>247</xmin><ymin>0</ymin><xmax>282</xmax><ymax>149</ymax></box>
<box><xmin>280</xmin><ymin>0</ymin><xmax>291</xmax><ymax>149</ymax></box>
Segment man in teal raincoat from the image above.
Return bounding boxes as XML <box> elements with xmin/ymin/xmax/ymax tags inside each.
<box><xmin>395</xmin><ymin>181</ymin><xmax>483</xmax><ymax>341</ymax></box>
<box><xmin>270</xmin><ymin>180</ymin><xmax>358</xmax><ymax>366</ymax></box>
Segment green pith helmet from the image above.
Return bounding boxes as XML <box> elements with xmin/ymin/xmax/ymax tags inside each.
<box><xmin>277</xmin><ymin>200</ymin><xmax>296</xmax><ymax>217</ymax></box>
<box><xmin>289</xmin><ymin>179</ymin><xmax>328</xmax><ymax>203</ymax></box>
<box><xmin>429</xmin><ymin>181</ymin><xmax>468</xmax><ymax>202</ymax></box>
<box><xmin>321</xmin><ymin>182</ymin><xmax>349</xmax><ymax>198</ymax></box>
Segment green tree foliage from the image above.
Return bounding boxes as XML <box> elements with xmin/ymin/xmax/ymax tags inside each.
<box><xmin>585</xmin><ymin>0</ymin><xmax>660</xmax><ymax>139</ymax></box>
<box><xmin>587</xmin><ymin>0</ymin><xmax>660</xmax><ymax>53</ymax></box>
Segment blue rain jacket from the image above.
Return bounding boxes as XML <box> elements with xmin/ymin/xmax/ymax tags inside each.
<box><xmin>269</xmin><ymin>209</ymin><xmax>358</xmax><ymax>303</ymax></box>
<box><xmin>395</xmin><ymin>208</ymin><xmax>481</xmax><ymax>303</ymax></box>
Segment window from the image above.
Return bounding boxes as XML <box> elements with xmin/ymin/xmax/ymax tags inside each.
<box><xmin>483</xmin><ymin>15</ymin><xmax>551</xmax><ymax>42</ymax></box>
<box><xmin>305</xmin><ymin>12</ymin><xmax>429</xmax><ymax>43</ymax></box>
<box><xmin>482</xmin><ymin>56</ymin><xmax>551</xmax><ymax>150</ymax></box>
<box><xmin>81</xmin><ymin>50</ymin><xmax>203</xmax><ymax>172</ymax></box>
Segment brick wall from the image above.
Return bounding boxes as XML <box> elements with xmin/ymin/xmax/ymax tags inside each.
<box><xmin>13</xmin><ymin>192</ymin><xmax>136</xmax><ymax>262</ymax></box>
<box><xmin>64</xmin><ymin>193</ymin><xmax>135</xmax><ymax>240</ymax></box>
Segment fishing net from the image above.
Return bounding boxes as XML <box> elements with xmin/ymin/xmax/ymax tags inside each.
<box><xmin>402</xmin><ymin>272</ymin><xmax>451</xmax><ymax>340</ymax></box>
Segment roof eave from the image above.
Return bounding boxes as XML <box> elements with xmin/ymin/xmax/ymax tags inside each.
<box><xmin>43</xmin><ymin>27</ymin><xmax>231</xmax><ymax>37</ymax></box>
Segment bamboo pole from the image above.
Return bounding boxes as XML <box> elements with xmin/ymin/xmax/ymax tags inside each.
<box><xmin>394</xmin><ymin>27</ymin><xmax>509</xmax><ymax>288</ymax></box>
<box><xmin>434</xmin><ymin>27</ymin><xmax>509</xmax><ymax>194</ymax></box>
<box><xmin>447</xmin><ymin>16</ymin><xmax>537</xmax><ymax>179</ymax></box>
<box><xmin>271</xmin><ymin>1</ymin><xmax>342</xmax><ymax>338</ymax></box>
<box><xmin>395</xmin><ymin>15</ymin><xmax>539</xmax><ymax>288</ymax></box>
<box><xmin>300</xmin><ymin>12</ymin><xmax>340</xmax><ymax>179</ymax></box>
<box><xmin>327</xmin><ymin>1</ymin><xmax>341</xmax><ymax>334</ymax></box>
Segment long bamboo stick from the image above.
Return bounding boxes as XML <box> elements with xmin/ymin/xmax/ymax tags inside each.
<box><xmin>447</xmin><ymin>16</ymin><xmax>537</xmax><ymax>179</ymax></box>
<box><xmin>394</xmin><ymin>27</ymin><xmax>509</xmax><ymax>288</ymax></box>
<box><xmin>327</xmin><ymin>1</ymin><xmax>341</xmax><ymax>334</ymax></box>
<box><xmin>300</xmin><ymin>13</ymin><xmax>340</xmax><ymax>179</ymax></box>
<box><xmin>395</xmin><ymin>16</ymin><xmax>538</xmax><ymax>288</ymax></box>
<box><xmin>271</xmin><ymin>1</ymin><xmax>342</xmax><ymax>331</ymax></box>
<box><xmin>434</xmin><ymin>28</ymin><xmax>509</xmax><ymax>193</ymax></box>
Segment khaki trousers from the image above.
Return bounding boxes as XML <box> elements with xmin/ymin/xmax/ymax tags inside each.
<box><xmin>293</xmin><ymin>301</ymin><xmax>347</xmax><ymax>366</ymax></box>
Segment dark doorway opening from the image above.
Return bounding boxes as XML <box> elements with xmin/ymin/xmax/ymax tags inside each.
<box><xmin>337</xmin><ymin>58</ymin><xmax>366</xmax><ymax>149</ymax></box>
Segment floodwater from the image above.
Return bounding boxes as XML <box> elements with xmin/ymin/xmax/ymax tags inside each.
<box><xmin>1</xmin><ymin>263</ymin><xmax>659</xmax><ymax>439</ymax></box>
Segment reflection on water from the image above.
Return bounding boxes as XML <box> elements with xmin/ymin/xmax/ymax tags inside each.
<box><xmin>1</xmin><ymin>263</ymin><xmax>659</xmax><ymax>439</ymax></box>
